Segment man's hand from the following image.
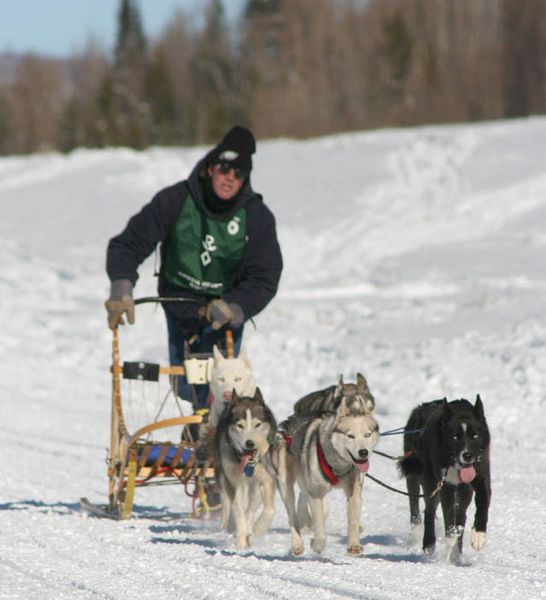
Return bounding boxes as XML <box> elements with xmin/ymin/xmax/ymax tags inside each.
<box><xmin>201</xmin><ymin>299</ymin><xmax>244</xmax><ymax>330</ymax></box>
<box><xmin>105</xmin><ymin>279</ymin><xmax>134</xmax><ymax>329</ymax></box>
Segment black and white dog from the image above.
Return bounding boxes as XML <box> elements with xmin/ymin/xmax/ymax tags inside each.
<box><xmin>398</xmin><ymin>395</ymin><xmax>491</xmax><ymax>560</ymax></box>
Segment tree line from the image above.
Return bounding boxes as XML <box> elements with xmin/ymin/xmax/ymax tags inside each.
<box><xmin>0</xmin><ymin>0</ymin><xmax>544</xmax><ymax>155</ymax></box>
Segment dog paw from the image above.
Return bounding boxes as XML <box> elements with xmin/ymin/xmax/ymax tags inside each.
<box><xmin>252</xmin><ymin>521</ymin><xmax>269</xmax><ymax>538</ymax></box>
<box><xmin>311</xmin><ymin>536</ymin><xmax>326</xmax><ymax>554</ymax></box>
<box><xmin>423</xmin><ymin>543</ymin><xmax>435</xmax><ymax>556</ymax></box>
<box><xmin>291</xmin><ymin>542</ymin><xmax>305</xmax><ymax>556</ymax></box>
<box><xmin>410</xmin><ymin>515</ymin><xmax>422</xmax><ymax>527</ymax></box>
<box><xmin>235</xmin><ymin>534</ymin><xmax>250</xmax><ymax>550</ymax></box>
<box><xmin>471</xmin><ymin>528</ymin><xmax>486</xmax><ymax>551</ymax></box>
<box><xmin>446</xmin><ymin>542</ymin><xmax>461</xmax><ymax>564</ymax></box>
<box><xmin>347</xmin><ymin>543</ymin><xmax>363</xmax><ymax>555</ymax></box>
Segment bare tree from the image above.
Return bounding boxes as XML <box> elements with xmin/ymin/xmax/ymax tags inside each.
<box><xmin>9</xmin><ymin>55</ymin><xmax>65</xmax><ymax>153</ymax></box>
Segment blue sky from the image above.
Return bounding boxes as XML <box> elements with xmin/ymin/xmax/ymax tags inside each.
<box><xmin>0</xmin><ymin>0</ymin><xmax>243</xmax><ymax>58</ymax></box>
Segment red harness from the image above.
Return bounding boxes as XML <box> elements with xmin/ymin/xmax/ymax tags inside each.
<box><xmin>280</xmin><ymin>430</ymin><xmax>293</xmax><ymax>446</ymax></box>
<box><xmin>317</xmin><ymin>440</ymin><xmax>339</xmax><ymax>486</ymax></box>
<box><xmin>281</xmin><ymin>430</ymin><xmax>338</xmax><ymax>486</ymax></box>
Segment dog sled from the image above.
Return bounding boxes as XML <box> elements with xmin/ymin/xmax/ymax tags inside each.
<box><xmin>81</xmin><ymin>298</ymin><xmax>233</xmax><ymax>520</ymax></box>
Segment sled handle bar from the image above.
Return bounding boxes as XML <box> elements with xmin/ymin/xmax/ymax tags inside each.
<box><xmin>134</xmin><ymin>296</ymin><xmax>207</xmax><ymax>306</ymax></box>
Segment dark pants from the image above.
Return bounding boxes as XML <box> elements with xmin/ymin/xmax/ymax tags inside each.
<box><xmin>164</xmin><ymin>311</ymin><xmax>243</xmax><ymax>410</ymax></box>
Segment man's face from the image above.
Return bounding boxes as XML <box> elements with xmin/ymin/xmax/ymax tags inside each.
<box><xmin>208</xmin><ymin>163</ymin><xmax>246</xmax><ymax>200</ymax></box>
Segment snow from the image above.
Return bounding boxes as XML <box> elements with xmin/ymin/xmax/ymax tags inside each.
<box><xmin>1</xmin><ymin>117</ymin><xmax>546</xmax><ymax>599</ymax></box>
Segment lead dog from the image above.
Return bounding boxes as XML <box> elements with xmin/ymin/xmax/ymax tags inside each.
<box><xmin>290</xmin><ymin>373</ymin><xmax>376</xmax><ymax>531</ymax></box>
<box><xmin>214</xmin><ymin>388</ymin><xmax>277</xmax><ymax>550</ymax></box>
<box><xmin>398</xmin><ymin>396</ymin><xmax>491</xmax><ymax>560</ymax></box>
<box><xmin>275</xmin><ymin>392</ymin><xmax>380</xmax><ymax>555</ymax></box>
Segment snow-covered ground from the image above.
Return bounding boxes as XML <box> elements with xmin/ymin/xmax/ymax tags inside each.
<box><xmin>1</xmin><ymin>117</ymin><xmax>545</xmax><ymax>599</ymax></box>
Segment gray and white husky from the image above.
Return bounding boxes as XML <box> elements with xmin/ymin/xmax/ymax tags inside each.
<box><xmin>293</xmin><ymin>373</ymin><xmax>376</xmax><ymax>415</ymax></box>
<box><xmin>214</xmin><ymin>388</ymin><xmax>277</xmax><ymax>550</ymax></box>
<box><xmin>275</xmin><ymin>390</ymin><xmax>380</xmax><ymax>555</ymax></box>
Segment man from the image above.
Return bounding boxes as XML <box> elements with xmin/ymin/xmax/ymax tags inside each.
<box><xmin>105</xmin><ymin>126</ymin><xmax>283</xmax><ymax>408</ymax></box>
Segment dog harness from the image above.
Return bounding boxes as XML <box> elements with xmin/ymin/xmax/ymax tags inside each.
<box><xmin>280</xmin><ymin>430</ymin><xmax>339</xmax><ymax>486</ymax></box>
<box><xmin>316</xmin><ymin>440</ymin><xmax>339</xmax><ymax>486</ymax></box>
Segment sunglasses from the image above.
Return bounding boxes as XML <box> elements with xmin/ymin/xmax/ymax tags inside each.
<box><xmin>215</xmin><ymin>162</ymin><xmax>248</xmax><ymax>181</ymax></box>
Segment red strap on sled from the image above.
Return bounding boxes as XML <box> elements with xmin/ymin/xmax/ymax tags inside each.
<box><xmin>317</xmin><ymin>440</ymin><xmax>339</xmax><ymax>486</ymax></box>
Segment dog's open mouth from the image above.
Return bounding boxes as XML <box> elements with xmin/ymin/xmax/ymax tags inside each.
<box><xmin>239</xmin><ymin>449</ymin><xmax>257</xmax><ymax>475</ymax></box>
<box><xmin>458</xmin><ymin>464</ymin><xmax>476</xmax><ymax>483</ymax></box>
<box><xmin>350</xmin><ymin>454</ymin><xmax>370</xmax><ymax>473</ymax></box>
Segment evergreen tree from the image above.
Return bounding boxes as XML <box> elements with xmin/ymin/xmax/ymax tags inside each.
<box><xmin>194</xmin><ymin>0</ymin><xmax>238</xmax><ymax>141</ymax></box>
<box><xmin>115</xmin><ymin>0</ymin><xmax>147</xmax><ymax>71</ymax></box>
<box><xmin>382</xmin><ymin>11</ymin><xmax>413</xmax><ymax>84</ymax></box>
<box><xmin>146</xmin><ymin>49</ymin><xmax>177</xmax><ymax>145</ymax></box>
<box><xmin>96</xmin><ymin>0</ymin><xmax>151</xmax><ymax>148</ymax></box>
<box><xmin>244</xmin><ymin>0</ymin><xmax>283</xmax><ymax>19</ymax></box>
<box><xmin>0</xmin><ymin>94</ymin><xmax>12</xmax><ymax>155</ymax></box>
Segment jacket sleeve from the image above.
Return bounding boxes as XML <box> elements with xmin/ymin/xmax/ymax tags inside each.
<box><xmin>106</xmin><ymin>184</ymin><xmax>185</xmax><ymax>284</ymax></box>
<box><xmin>224</xmin><ymin>200</ymin><xmax>283</xmax><ymax>320</ymax></box>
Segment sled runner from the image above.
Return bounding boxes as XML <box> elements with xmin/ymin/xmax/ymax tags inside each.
<box><xmin>81</xmin><ymin>298</ymin><xmax>234</xmax><ymax>520</ymax></box>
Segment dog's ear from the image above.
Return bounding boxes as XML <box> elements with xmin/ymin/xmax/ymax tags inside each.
<box><xmin>232</xmin><ymin>388</ymin><xmax>240</xmax><ymax>403</ymax></box>
<box><xmin>213</xmin><ymin>345</ymin><xmax>224</xmax><ymax>363</ymax></box>
<box><xmin>253</xmin><ymin>387</ymin><xmax>264</xmax><ymax>404</ymax></box>
<box><xmin>356</xmin><ymin>373</ymin><xmax>375</xmax><ymax>412</ymax></box>
<box><xmin>334</xmin><ymin>375</ymin><xmax>344</xmax><ymax>399</ymax></box>
<box><xmin>474</xmin><ymin>394</ymin><xmax>485</xmax><ymax>419</ymax></box>
<box><xmin>356</xmin><ymin>372</ymin><xmax>369</xmax><ymax>392</ymax></box>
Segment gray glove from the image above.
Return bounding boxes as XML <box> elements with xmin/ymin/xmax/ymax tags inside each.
<box><xmin>201</xmin><ymin>299</ymin><xmax>244</xmax><ymax>330</ymax></box>
<box><xmin>105</xmin><ymin>279</ymin><xmax>135</xmax><ymax>329</ymax></box>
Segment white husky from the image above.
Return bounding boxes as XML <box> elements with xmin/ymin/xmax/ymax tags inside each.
<box><xmin>208</xmin><ymin>345</ymin><xmax>257</xmax><ymax>428</ymax></box>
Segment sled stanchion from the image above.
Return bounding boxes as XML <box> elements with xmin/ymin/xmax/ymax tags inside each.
<box><xmin>122</xmin><ymin>450</ymin><xmax>138</xmax><ymax>520</ymax></box>
<box><xmin>108</xmin><ymin>327</ymin><xmax>122</xmax><ymax>514</ymax></box>
<box><xmin>226</xmin><ymin>329</ymin><xmax>234</xmax><ymax>358</ymax></box>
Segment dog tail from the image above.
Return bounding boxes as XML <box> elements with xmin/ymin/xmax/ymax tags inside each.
<box><xmin>398</xmin><ymin>450</ymin><xmax>422</xmax><ymax>478</ymax></box>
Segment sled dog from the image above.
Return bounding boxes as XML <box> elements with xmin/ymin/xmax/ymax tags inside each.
<box><xmin>215</xmin><ymin>388</ymin><xmax>277</xmax><ymax>550</ymax></box>
<box><xmin>398</xmin><ymin>396</ymin><xmax>491</xmax><ymax>560</ymax></box>
<box><xmin>293</xmin><ymin>373</ymin><xmax>375</xmax><ymax>415</ymax></box>
<box><xmin>208</xmin><ymin>345</ymin><xmax>256</xmax><ymax>428</ymax></box>
<box><xmin>275</xmin><ymin>393</ymin><xmax>380</xmax><ymax>555</ymax></box>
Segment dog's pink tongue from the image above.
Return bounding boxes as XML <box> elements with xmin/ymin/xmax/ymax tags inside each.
<box><xmin>355</xmin><ymin>460</ymin><xmax>370</xmax><ymax>474</ymax></box>
<box><xmin>240</xmin><ymin>453</ymin><xmax>251</xmax><ymax>472</ymax></box>
<box><xmin>459</xmin><ymin>465</ymin><xmax>476</xmax><ymax>483</ymax></box>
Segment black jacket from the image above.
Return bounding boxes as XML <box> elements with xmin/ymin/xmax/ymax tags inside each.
<box><xmin>106</xmin><ymin>159</ymin><xmax>283</xmax><ymax>324</ymax></box>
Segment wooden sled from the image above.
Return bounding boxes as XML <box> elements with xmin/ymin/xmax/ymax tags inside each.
<box><xmin>82</xmin><ymin>300</ymin><xmax>234</xmax><ymax>520</ymax></box>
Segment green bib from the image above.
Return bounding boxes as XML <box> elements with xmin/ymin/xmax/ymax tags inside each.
<box><xmin>160</xmin><ymin>194</ymin><xmax>246</xmax><ymax>297</ymax></box>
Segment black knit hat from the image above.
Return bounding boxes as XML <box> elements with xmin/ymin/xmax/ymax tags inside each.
<box><xmin>207</xmin><ymin>126</ymin><xmax>256</xmax><ymax>173</ymax></box>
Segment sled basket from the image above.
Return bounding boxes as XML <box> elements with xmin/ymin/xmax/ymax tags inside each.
<box><xmin>83</xmin><ymin>299</ymin><xmax>234</xmax><ymax>520</ymax></box>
